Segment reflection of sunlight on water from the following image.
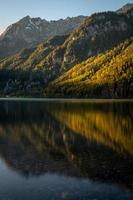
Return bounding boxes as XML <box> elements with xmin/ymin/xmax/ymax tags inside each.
<box><xmin>50</xmin><ymin>102</ymin><xmax>133</xmax><ymax>156</ymax></box>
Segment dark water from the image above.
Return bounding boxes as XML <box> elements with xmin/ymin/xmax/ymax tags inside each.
<box><xmin>0</xmin><ymin>99</ymin><xmax>133</xmax><ymax>200</ymax></box>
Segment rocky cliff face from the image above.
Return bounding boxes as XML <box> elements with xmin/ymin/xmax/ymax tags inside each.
<box><xmin>0</xmin><ymin>15</ymin><xmax>86</xmax><ymax>59</ymax></box>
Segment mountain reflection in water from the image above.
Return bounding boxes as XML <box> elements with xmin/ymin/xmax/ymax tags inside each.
<box><xmin>0</xmin><ymin>100</ymin><xmax>133</xmax><ymax>200</ymax></box>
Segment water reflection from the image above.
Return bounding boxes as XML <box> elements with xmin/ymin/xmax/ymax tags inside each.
<box><xmin>0</xmin><ymin>100</ymin><xmax>133</xmax><ymax>199</ymax></box>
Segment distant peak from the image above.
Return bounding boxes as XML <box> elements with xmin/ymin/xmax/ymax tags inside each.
<box><xmin>117</xmin><ymin>3</ymin><xmax>133</xmax><ymax>14</ymax></box>
<box><xmin>24</xmin><ymin>15</ymin><xmax>31</xmax><ymax>19</ymax></box>
<box><xmin>20</xmin><ymin>15</ymin><xmax>31</xmax><ymax>22</ymax></box>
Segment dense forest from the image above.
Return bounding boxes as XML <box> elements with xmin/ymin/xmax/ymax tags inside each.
<box><xmin>46</xmin><ymin>38</ymin><xmax>133</xmax><ymax>98</ymax></box>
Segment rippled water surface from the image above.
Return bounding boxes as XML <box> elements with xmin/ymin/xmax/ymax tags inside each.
<box><xmin>0</xmin><ymin>99</ymin><xmax>133</xmax><ymax>200</ymax></box>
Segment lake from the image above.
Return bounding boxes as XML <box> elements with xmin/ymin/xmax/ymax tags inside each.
<box><xmin>0</xmin><ymin>99</ymin><xmax>133</xmax><ymax>200</ymax></box>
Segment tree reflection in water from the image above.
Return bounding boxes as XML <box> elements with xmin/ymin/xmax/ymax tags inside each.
<box><xmin>0</xmin><ymin>100</ymin><xmax>133</xmax><ymax>190</ymax></box>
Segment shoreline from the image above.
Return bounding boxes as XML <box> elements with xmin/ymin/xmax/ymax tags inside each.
<box><xmin>0</xmin><ymin>97</ymin><xmax>132</xmax><ymax>102</ymax></box>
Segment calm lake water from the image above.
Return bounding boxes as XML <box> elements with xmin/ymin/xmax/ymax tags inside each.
<box><xmin>0</xmin><ymin>99</ymin><xmax>133</xmax><ymax>200</ymax></box>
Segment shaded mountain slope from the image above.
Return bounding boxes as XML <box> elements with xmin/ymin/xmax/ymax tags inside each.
<box><xmin>0</xmin><ymin>34</ymin><xmax>68</xmax><ymax>71</ymax></box>
<box><xmin>0</xmin><ymin>15</ymin><xmax>85</xmax><ymax>59</ymax></box>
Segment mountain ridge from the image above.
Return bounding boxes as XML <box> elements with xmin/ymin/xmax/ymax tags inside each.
<box><xmin>0</xmin><ymin>3</ymin><xmax>132</xmax><ymax>98</ymax></box>
<box><xmin>0</xmin><ymin>15</ymin><xmax>86</xmax><ymax>59</ymax></box>
<box><xmin>1</xmin><ymin>3</ymin><xmax>133</xmax><ymax>59</ymax></box>
<box><xmin>117</xmin><ymin>3</ymin><xmax>133</xmax><ymax>13</ymax></box>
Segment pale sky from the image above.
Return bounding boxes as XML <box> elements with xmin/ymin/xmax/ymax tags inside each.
<box><xmin>0</xmin><ymin>0</ymin><xmax>133</xmax><ymax>34</ymax></box>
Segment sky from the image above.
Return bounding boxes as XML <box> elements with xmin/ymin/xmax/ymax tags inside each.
<box><xmin>0</xmin><ymin>0</ymin><xmax>133</xmax><ymax>34</ymax></box>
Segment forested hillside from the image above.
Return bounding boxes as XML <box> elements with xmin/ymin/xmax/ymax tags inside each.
<box><xmin>46</xmin><ymin>38</ymin><xmax>133</xmax><ymax>98</ymax></box>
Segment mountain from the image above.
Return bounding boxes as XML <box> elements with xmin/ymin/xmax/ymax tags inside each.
<box><xmin>0</xmin><ymin>15</ymin><xmax>86</xmax><ymax>59</ymax></box>
<box><xmin>46</xmin><ymin>37</ymin><xmax>133</xmax><ymax>98</ymax></box>
<box><xmin>0</xmin><ymin>4</ymin><xmax>132</xmax><ymax>98</ymax></box>
<box><xmin>117</xmin><ymin>3</ymin><xmax>133</xmax><ymax>13</ymax></box>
